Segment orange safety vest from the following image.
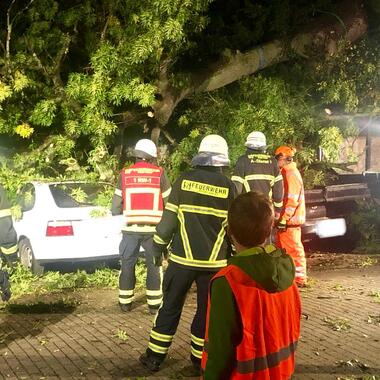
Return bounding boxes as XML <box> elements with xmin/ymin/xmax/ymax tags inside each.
<box><xmin>121</xmin><ymin>161</ymin><xmax>164</xmax><ymax>225</ymax></box>
<box><xmin>281</xmin><ymin>162</ymin><xmax>305</xmax><ymax>226</ymax></box>
<box><xmin>202</xmin><ymin>265</ymin><xmax>301</xmax><ymax>379</ymax></box>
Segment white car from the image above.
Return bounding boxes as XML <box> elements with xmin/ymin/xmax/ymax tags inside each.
<box><xmin>14</xmin><ymin>181</ymin><xmax>123</xmax><ymax>274</ymax></box>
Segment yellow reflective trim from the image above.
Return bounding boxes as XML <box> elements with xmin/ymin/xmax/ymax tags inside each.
<box><xmin>122</xmin><ymin>225</ymin><xmax>156</xmax><ymax>233</ymax></box>
<box><xmin>147</xmin><ymin>298</ymin><xmax>162</xmax><ymax>306</ymax></box>
<box><xmin>191</xmin><ymin>346</ymin><xmax>203</xmax><ymax>359</ymax></box>
<box><xmin>153</xmin><ymin>234</ymin><xmax>168</xmax><ymax>245</ymax></box>
<box><xmin>243</xmin><ymin>179</ymin><xmax>250</xmax><ymax>192</ymax></box>
<box><xmin>178</xmin><ymin>209</ymin><xmax>193</xmax><ymax>260</ymax></box>
<box><xmin>273</xmin><ymin>201</ymin><xmax>283</xmax><ymax>208</ymax></box>
<box><xmin>191</xmin><ymin>334</ymin><xmax>204</xmax><ymax>346</ymax></box>
<box><xmin>125</xmin><ymin>168</ymin><xmax>160</xmax><ymax>174</ymax></box>
<box><xmin>148</xmin><ymin>342</ymin><xmax>169</xmax><ymax>354</ymax></box>
<box><xmin>274</xmin><ymin>174</ymin><xmax>283</xmax><ymax>183</ymax></box>
<box><xmin>170</xmin><ymin>254</ymin><xmax>227</xmax><ymax>269</ymax></box>
<box><xmin>114</xmin><ymin>188</ymin><xmax>122</xmax><ymax>197</ymax></box>
<box><xmin>165</xmin><ymin>202</ymin><xmax>178</xmax><ymax>213</ymax></box>
<box><xmin>0</xmin><ymin>209</ymin><xmax>12</xmax><ymax>218</ymax></box>
<box><xmin>181</xmin><ymin>180</ymin><xmax>229</xmax><ymax>199</ymax></box>
<box><xmin>179</xmin><ymin>205</ymin><xmax>228</xmax><ymax>218</ymax></box>
<box><xmin>150</xmin><ymin>330</ymin><xmax>173</xmax><ymax>342</ymax></box>
<box><xmin>146</xmin><ymin>289</ymin><xmax>163</xmax><ymax>296</ymax></box>
<box><xmin>1</xmin><ymin>245</ymin><xmax>18</xmax><ymax>255</ymax></box>
<box><xmin>209</xmin><ymin>219</ymin><xmax>228</xmax><ymax>261</ymax></box>
<box><xmin>123</xmin><ymin>216</ymin><xmax>161</xmax><ymax>224</ymax></box>
<box><xmin>119</xmin><ymin>289</ymin><xmax>134</xmax><ymax>296</ymax></box>
<box><xmin>161</xmin><ymin>187</ymin><xmax>172</xmax><ymax>198</ymax></box>
<box><xmin>231</xmin><ymin>175</ymin><xmax>245</xmax><ymax>184</ymax></box>
<box><xmin>118</xmin><ymin>297</ymin><xmax>133</xmax><ymax>304</ymax></box>
<box><xmin>245</xmin><ymin>174</ymin><xmax>274</xmax><ymax>182</ymax></box>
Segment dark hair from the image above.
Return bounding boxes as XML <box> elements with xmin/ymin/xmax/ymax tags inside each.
<box><xmin>228</xmin><ymin>191</ymin><xmax>274</xmax><ymax>247</ymax></box>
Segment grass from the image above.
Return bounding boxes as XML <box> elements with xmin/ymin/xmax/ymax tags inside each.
<box><xmin>4</xmin><ymin>261</ymin><xmax>147</xmax><ymax>301</ymax></box>
<box><xmin>323</xmin><ymin>317</ymin><xmax>351</xmax><ymax>331</ymax></box>
<box><xmin>368</xmin><ymin>290</ymin><xmax>380</xmax><ymax>303</ymax></box>
<box><xmin>358</xmin><ymin>257</ymin><xmax>378</xmax><ymax>268</ymax></box>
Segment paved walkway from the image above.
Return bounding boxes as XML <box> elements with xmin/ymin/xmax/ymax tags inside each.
<box><xmin>0</xmin><ymin>263</ymin><xmax>379</xmax><ymax>379</ymax></box>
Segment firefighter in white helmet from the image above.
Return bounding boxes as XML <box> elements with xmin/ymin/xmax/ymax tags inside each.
<box><xmin>111</xmin><ymin>139</ymin><xmax>171</xmax><ymax>314</ymax></box>
<box><xmin>232</xmin><ymin>131</ymin><xmax>284</xmax><ymax>219</ymax></box>
<box><xmin>140</xmin><ymin>134</ymin><xmax>236</xmax><ymax>375</ymax></box>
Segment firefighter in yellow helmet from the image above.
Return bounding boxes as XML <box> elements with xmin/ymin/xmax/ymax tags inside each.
<box><xmin>275</xmin><ymin>146</ymin><xmax>307</xmax><ymax>286</ymax></box>
<box><xmin>111</xmin><ymin>139</ymin><xmax>171</xmax><ymax>314</ymax></box>
<box><xmin>140</xmin><ymin>134</ymin><xmax>236</xmax><ymax>375</ymax></box>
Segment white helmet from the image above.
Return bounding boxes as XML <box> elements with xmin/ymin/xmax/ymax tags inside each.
<box><xmin>134</xmin><ymin>139</ymin><xmax>157</xmax><ymax>159</ymax></box>
<box><xmin>192</xmin><ymin>134</ymin><xmax>230</xmax><ymax>167</ymax></box>
<box><xmin>198</xmin><ymin>134</ymin><xmax>229</xmax><ymax>157</ymax></box>
<box><xmin>245</xmin><ymin>131</ymin><xmax>266</xmax><ymax>149</ymax></box>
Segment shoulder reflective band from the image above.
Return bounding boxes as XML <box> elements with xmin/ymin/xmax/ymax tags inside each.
<box><xmin>181</xmin><ymin>180</ymin><xmax>229</xmax><ymax>199</ymax></box>
<box><xmin>0</xmin><ymin>208</ymin><xmax>12</xmax><ymax>218</ymax></box>
<box><xmin>273</xmin><ymin>201</ymin><xmax>283</xmax><ymax>208</ymax></box>
<box><xmin>231</xmin><ymin>175</ymin><xmax>245</xmax><ymax>184</ymax></box>
<box><xmin>1</xmin><ymin>244</ymin><xmax>18</xmax><ymax>255</ymax></box>
<box><xmin>114</xmin><ymin>188</ymin><xmax>122</xmax><ymax>197</ymax></box>
<box><xmin>161</xmin><ymin>187</ymin><xmax>172</xmax><ymax>198</ymax></box>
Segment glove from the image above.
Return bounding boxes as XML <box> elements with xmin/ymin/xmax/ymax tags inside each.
<box><xmin>276</xmin><ymin>219</ymin><xmax>287</xmax><ymax>231</ymax></box>
<box><xmin>152</xmin><ymin>243</ymin><xmax>168</xmax><ymax>267</ymax></box>
<box><xmin>0</xmin><ymin>270</ymin><xmax>11</xmax><ymax>302</ymax></box>
<box><xmin>3</xmin><ymin>252</ymin><xmax>18</xmax><ymax>265</ymax></box>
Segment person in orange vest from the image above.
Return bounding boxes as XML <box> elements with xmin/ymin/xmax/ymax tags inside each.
<box><xmin>111</xmin><ymin>139</ymin><xmax>171</xmax><ymax>314</ymax></box>
<box><xmin>274</xmin><ymin>145</ymin><xmax>307</xmax><ymax>286</ymax></box>
<box><xmin>201</xmin><ymin>191</ymin><xmax>301</xmax><ymax>379</ymax></box>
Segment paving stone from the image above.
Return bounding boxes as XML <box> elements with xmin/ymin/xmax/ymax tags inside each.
<box><xmin>1</xmin><ymin>265</ymin><xmax>379</xmax><ymax>379</ymax></box>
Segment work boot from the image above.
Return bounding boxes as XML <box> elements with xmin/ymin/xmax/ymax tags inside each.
<box><xmin>148</xmin><ymin>306</ymin><xmax>159</xmax><ymax>315</ymax></box>
<box><xmin>179</xmin><ymin>363</ymin><xmax>201</xmax><ymax>377</ymax></box>
<box><xmin>139</xmin><ymin>352</ymin><xmax>162</xmax><ymax>372</ymax></box>
<box><xmin>119</xmin><ymin>302</ymin><xmax>132</xmax><ymax>312</ymax></box>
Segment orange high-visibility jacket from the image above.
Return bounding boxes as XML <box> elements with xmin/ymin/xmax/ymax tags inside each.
<box><xmin>280</xmin><ymin>162</ymin><xmax>305</xmax><ymax>226</ymax></box>
<box><xmin>201</xmin><ymin>265</ymin><xmax>301</xmax><ymax>379</ymax></box>
<box><xmin>121</xmin><ymin>161</ymin><xmax>164</xmax><ymax>225</ymax></box>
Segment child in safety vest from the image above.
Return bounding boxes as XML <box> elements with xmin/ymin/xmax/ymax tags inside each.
<box><xmin>201</xmin><ymin>191</ymin><xmax>301</xmax><ymax>380</ymax></box>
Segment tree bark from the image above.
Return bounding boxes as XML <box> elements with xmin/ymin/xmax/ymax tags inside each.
<box><xmin>153</xmin><ymin>0</ymin><xmax>367</xmax><ymax>127</ymax></box>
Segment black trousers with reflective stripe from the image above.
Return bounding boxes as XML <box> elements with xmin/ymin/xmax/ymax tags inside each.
<box><xmin>148</xmin><ymin>262</ymin><xmax>214</xmax><ymax>364</ymax></box>
<box><xmin>119</xmin><ymin>232</ymin><xmax>161</xmax><ymax>305</ymax></box>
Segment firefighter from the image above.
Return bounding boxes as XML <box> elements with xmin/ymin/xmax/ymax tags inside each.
<box><xmin>139</xmin><ymin>134</ymin><xmax>235</xmax><ymax>375</ymax></box>
<box><xmin>231</xmin><ymin>131</ymin><xmax>283</xmax><ymax>218</ymax></box>
<box><xmin>111</xmin><ymin>139</ymin><xmax>171</xmax><ymax>314</ymax></box>
<box><xmin>275</xmin><ymin>146</ymin><xmax>307</xmax><ymax>286</ymax></box>
<box><xmin>0</xmin><ymin>184</ymin><xmax>18</xmax><ymax>301</ymax></box>
<box><xmin>201</xmin><ymin>191</ymin><xmax>301</xmax><ymax>379</ymax></box>
<box><xmin>0</xmin><ymin>185</ymin><xmax>18</xmax><ymax>265</ymax></box>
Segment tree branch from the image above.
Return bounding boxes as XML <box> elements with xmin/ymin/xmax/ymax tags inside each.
<box><xmin>152</xmin><ymin>0</ymin><xmax>367</xmax><ymax>127</ymax></box>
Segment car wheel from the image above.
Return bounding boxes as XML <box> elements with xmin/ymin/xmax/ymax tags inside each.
<box><xmin>18</xmin><ymin>238</ymin><xmax>44</xmax><ymax>275</ymax></box>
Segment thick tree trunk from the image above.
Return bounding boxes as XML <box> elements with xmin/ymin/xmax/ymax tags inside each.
<box><xmin>153</xmin><ymin>0</ymin><xmax>367</xmax><ymax>127</ymax></box>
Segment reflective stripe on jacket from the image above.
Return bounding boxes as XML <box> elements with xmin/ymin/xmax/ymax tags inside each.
<box><xmin>202</xmin><ymin>264</ymin><xmax>301</xmax><ymax>379</ymax></box>
<box><xmin>153</xmin><ymin>167</ymin><xmax>235</xmax><ymax>270</ymax></box>
<box><xmin>232</xmin><ymin>151</ymin><xmax>283</xmax><ymax>212</ymax></box>
<box><xmin>121</xmin><ymin>161</ymin><xmax>164</xmax><ymax>226</ymax></box>
<box><xmin>280</xmin><ymin>162</ymin><xmax>305</xmax><ymax>226</ymax></box>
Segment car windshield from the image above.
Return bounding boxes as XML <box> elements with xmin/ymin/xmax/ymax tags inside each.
<box><xmin>49</xmin><ymin>183</ymin><xmax>114</xmax><ymax>208</ymax></box>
